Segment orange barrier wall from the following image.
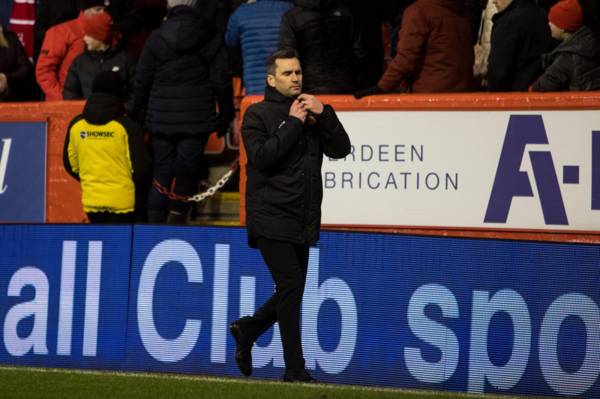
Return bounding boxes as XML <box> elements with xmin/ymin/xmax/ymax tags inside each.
<box><xmin>0</xmin><ymin>100</ymin><xmax>234</xmax><ymax>224</ymax></box>
<box><xmin>239</xmin><ymin>92</ymin><xmax>600</xmax><ymax>244</ymax></box>
<box><xmin>0</xmin><ymin>101</ymin><xmax>87</xmax><ymax>223</ymax></box>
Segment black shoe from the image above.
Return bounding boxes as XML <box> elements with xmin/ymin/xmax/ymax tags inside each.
<box><xmin>230</xmin><ymin>321</ymin><xmax>253</xmax><ymax>377</ymax></box>
<box><xmin>283</xmin><ymin>368</ymin><xmax>317</xmax><ymax>383</ymax></box>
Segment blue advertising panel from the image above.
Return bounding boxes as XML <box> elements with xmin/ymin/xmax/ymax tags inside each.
<box><xmin>126</xmin><ymin>226</ymin><xmax>600</xmax><ymax>398</ymax></box>
<box><xmin>0</xmin><ymin>225</ymin><xmax>132</xmax><ymax>369</ymax></box>
<box><xmin>1</xmin><ymin>224</ymin><xmax>600</xmax><ymax>398</ymax></box>
<box><xmin>0</xmin><ymin>122</ymin><xmax>47</xmax><ymax>223</ymax></box>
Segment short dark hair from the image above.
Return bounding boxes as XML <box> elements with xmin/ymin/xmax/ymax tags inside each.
<box><xmin>266</xmin><ymin>48</ymin><xmax>300</xmax><ymax>75</ymax></box>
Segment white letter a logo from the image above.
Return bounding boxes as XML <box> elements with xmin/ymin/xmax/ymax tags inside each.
<box><xmin>0</xmin><ymin>138</ymin><xmax>12</xmax><ymax>194</ymax></box>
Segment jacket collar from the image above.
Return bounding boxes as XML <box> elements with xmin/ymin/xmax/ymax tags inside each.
<box><xmin>264</xmin><ymin>84</ymin><xmax>296</xmax><ymax>105</ymax></box>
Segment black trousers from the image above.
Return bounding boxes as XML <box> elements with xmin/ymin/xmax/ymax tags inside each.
<box><xmin>148</xmin><ymin>134</ymin><xmax>208</xmax><ymax>215</ymax></box>
<box><xmin>239</xmin><ymin>238</ymin><xmax>309</xmax><ymax>370</ymax></box>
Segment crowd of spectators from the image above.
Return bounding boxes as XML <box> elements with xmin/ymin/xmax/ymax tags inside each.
<box><xmin>0</xmin><ymin>0</ymin><xmax>599</xmax><ymax>102</ymax></box>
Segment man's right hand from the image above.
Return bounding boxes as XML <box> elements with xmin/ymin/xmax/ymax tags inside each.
<box><xmin>289</xmin><ymin>99</ymin><xmax>307</xmax><ymax>123</ymax></box>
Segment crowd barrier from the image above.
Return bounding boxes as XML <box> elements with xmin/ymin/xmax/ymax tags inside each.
<box><xmin>1</xmin><ymin>92</ymin><xmax>600</xmax><ymax>244</ymax></box>
<box><xmin>1</xmin><ymin>224</ymin><xmax>599</xmax><ymax>397</ymax></box>
<box><xmin>0</xmin><ymin>101</ymin><xmax>235</xmax><ymax>224</ymax></box>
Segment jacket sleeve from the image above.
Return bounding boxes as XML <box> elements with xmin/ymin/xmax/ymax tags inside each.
<box><xmin>531</xmin><ymin>53</ymin><xmax>572</xmax><ymax>92</ymax></box>
<box><xmin>35</xmin><ymin>27</ymin><xmax>68</xmax><ymax>101</ymax></box>
<box><xmin>315</xmin><ymin>105</ymin><xmax>351</xmax><ymax>159</ymax></box>
<box><xmin>224</xmin><ymin>9</ymin><xmax>241</xmax><ymax>48</ymax></box>
<box><xmin>62</xmin><ymin>57</ymin><xmax>83</xmax><ymax>99</ymax></box>
<box><xmin>378</xmin><ymin>5</ymin><xmax>429</xmax><ymax>92</ymax></box>
<box><xmin>209</xmin><ymin>43</ymin><xmax>235</xmax><ymax>124</ymax></box>
<box><xmin>4</xmin><ymin>32</ymin><xmax>32</xmax><ymax>82</ymax></box>
<box><xmin>131</xmin><ymin>33</ymin><xmax>159</xmax><ymax>124</ymax></box>
<box><xmin>242</xmin><ymin>106</ymin><xmax>304</xmax><ymax>171</ymax></box>
<box><xmin>63</xmin><ymin>116</ymin><xmax>82</xmax><ymax>181</ymax></box>
<box><xmin>278</xmin><ymin>11</ymin><xmax>297</xmax><ymax>49</ymax></box>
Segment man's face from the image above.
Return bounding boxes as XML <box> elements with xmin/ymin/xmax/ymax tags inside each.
<box><xmin>267</xmin><ymin>58</ymin><xmax>302</xmax><ymax>97</ymax></box>
<box><xmin>493</xmin><ymin>0</ymin><xmax>512</xmax><ymax>12</ymax></box>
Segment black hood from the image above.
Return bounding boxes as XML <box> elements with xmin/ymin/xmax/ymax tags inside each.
<box><xmin>83</xmin><ymin>93</ymin><xmax>125</xmax><ymax>125</ymax></box>
<box><xmin>160</xmin><ymin>5</ymin><xmax>214</xmax><ymax>52</ymax></box>
<box><xmin>294</xmin><ymin>0</ymin><xmax>336</xmax><ymax>11</ymax></box>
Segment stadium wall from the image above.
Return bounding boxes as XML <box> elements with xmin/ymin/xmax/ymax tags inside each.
<box><xmin>1</xmin><ymin>224</ymin><xmax>599</xmax><ymax>398</ymax></box>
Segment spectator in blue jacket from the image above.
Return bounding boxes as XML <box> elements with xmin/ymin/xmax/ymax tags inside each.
<box><xmin>225</xmin><ymin>0</ymin><xmax>293</xmax><ymax>94</ymax></box>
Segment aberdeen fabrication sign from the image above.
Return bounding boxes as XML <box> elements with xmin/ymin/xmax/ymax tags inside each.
<box><xmin>322</xmin><ymin>111</ymin><xmax>600</xmax><ymax>231</ymax></box>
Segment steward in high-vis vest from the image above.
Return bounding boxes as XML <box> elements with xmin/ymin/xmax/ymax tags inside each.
<box><xmin>63</xmin><ymin>71</ymin><xmax>150</xmax><ymax>223</ymax></box>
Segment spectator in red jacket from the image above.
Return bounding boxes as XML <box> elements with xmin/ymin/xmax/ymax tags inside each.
<box><xmin>355</xmin><ymin>0</ymin><xmax>474</xmax><ymax>97</ymax></box>
<box><xmin>35</xmin><ymin>0</ymin><xmax>105</xmax><ymax>101</ymax></box>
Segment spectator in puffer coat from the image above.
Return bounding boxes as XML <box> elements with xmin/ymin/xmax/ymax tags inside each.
<box><xmin>532</xmin><ymin>0</ymin><xmax>600</xmax><ymax>91</ymax></box>
<box><xmin>487</xmin><ymin>0</ymin><xmax>552</xmax><ymax>91</ymax></box>
<box><xmin>63</xmin><ymin>12</ymin><xmax>136</xmax><ymax>101</ymax></box>
<box><xmin>278</xmin><ymin>0</ymin><xmax>367</xmax><ymax>94</ymax></box>
<box><xmin>132</xmin><ymin>0</ymin><xmax>234</xmax><ymax>224</ymax></box>
<box><xmin>36</xmin><ymin>0</ymin><xmax>106</xmax><ymax>101</ymax></box>
<box><xmin>225</xmin><ymin>0</ymin><xmax>293</xmax><ymax>95</ymax></box>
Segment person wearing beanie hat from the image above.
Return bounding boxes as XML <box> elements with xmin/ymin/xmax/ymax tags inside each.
<box><xmin>532</xmin><ymin>0</ymin><xmax>600</xmax><ymax>91</ymax></box>
<box><xmin>63</xmin><ymin>10</ymin><xmax>136</xmax><ymax>101</ymax></box>
<box><xmin>36</xmin><ymin>1</ymin><xmax>106</xmax><ymax>100</ymax></box>
<box><xmin>548</xmin><ymin>0</ymin><xmax>583</xmax><ymax>35</ymax></box>
<box><xmin>63</xmin><ymin>68</ymin><xmax>151</xmax><ymax>224</ymax></box>
<box><xmin>84</xmin><ymin>10</ymin><xmax>116</xmax><ymax>47</ymax></box>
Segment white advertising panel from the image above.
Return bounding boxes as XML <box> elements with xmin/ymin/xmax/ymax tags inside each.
<box><xmin>322</xmin><ymin>111</ymin><xmax>600</xmax><ymax>231</ymax></box>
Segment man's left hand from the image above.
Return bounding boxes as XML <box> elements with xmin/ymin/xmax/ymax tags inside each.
<box><xmin>298</xmin><ymin>94</ymin><xmax>324</xmax><ymax>115</ymax></box>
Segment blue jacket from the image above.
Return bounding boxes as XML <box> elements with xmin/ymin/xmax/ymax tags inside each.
<box><xmin>225</xmin><ymin>0</ymin><xmax>292</xmax><ymax>94</ymax></box>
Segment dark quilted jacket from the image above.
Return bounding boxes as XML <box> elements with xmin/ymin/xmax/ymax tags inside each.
<box><xmin>278</xmin><ymin>0</ymin><xmax>366</xmax><ymax>94</ymax></box>
<box><xmin>532</xmin><ymin>26</ymin><xmax>600</xmax><ymax>92</ymax></box>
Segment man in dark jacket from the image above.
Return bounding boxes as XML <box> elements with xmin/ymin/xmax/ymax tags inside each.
<box><xmin>532</xmin><ymin>0</ymin><xmax>600</xmax><ymax>91</ymax></box>
<box><xmin>278</xmin><ymin>0</ymin><xmax>367</xmax><ymax>94</ymax></box>
<box><xmin>487</xmin><ymin>0</ymin><xmax>552</xmax><ymax>91</ymax></box>
<box><xmin>132</xmin><ymin>0</ymin><xmax>234</xmax><ymax>224</ymax></box>
<box><xmin>229</xmin><ymin>48</ymin><xmax>351</xmax><ymax>383</ymax></box>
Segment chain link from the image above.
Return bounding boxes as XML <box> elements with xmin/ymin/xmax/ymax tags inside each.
<box><xmin>152</xmin><ymin>159</ymin><xmax>239</xmax><ymax>203</ymax></box>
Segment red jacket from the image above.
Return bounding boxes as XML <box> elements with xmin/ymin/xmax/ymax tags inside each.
<box><xmin>35</xmin><ymin>12</ymin><xmax>85</xmax><ymax>101</ymax></box>
<box><xmin>378</xmin><ymin>0</ymin><xmax>474</xmax><ymax>93</ymax></box>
